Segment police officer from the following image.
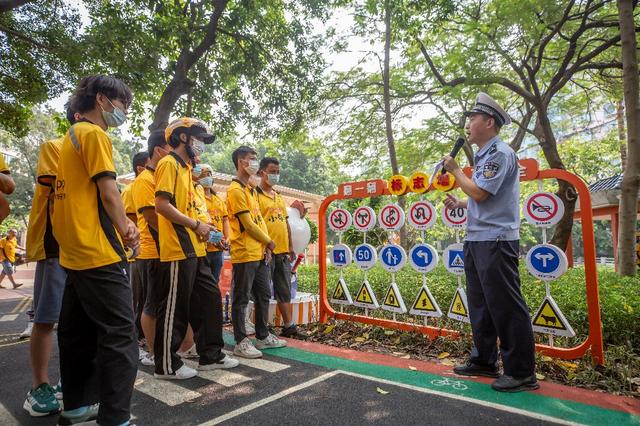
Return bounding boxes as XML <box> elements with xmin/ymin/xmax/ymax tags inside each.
<box><xmin>442</xmin><ymin>93</ymin><xmax>538</xmax><ymax>392</ymax></box>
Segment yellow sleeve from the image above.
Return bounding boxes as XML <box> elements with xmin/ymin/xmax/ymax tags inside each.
<box><xmin>227</xmin><ymin>187</ymin><xmax>249</xmax><ymax>217</ymax></box>
<box><xmin>132</xmin><ymin>177</ymin><xmax>155</xmax><ymax>214</ymax></box>
<box><xmin>36</xmin><ymin>140</ymin><xmax>61</xmax><ymax>186</ymax></box>
<box><xmin>155</xmin><ymin>159</ymin><xmax>177</xmax><ymax>199</ymax></box>
<box><xmin>195</xmin><ymin>185</ymin><xmax>210</xmax><ymax>222</ymax></box>
<box><xmin>80</xmin><ymin>128</ymin><xmax>116</xmax><ymax>181</ymax></box>
<box><xmin>238</xmin><ymin>213</ymin><xmax>272</xmax><ymax>245</ymax></box>
<box><xmin>0</xmin><ymin>156</ymin><xmax>9</xmax><ymax>174</ymax></box>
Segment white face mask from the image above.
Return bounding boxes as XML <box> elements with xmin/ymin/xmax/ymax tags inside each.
<box><xmin>192</xmin><ymin>138</ymin><xmax>206</xmax><ymax>156</ymax></box>
<box><xmin>245</xmin><ymin>160</ymin><xmax>259</xmax><ymax>175</ymax></box>
<box><xmin>267</xmin><ymin>174</ymin><xmax>280</xmax><ymax>185</ymax></box>
<box><xmin>200</xmin><ymin>176</ymin><xmax>213</xmax><ymax>187</ymax></box>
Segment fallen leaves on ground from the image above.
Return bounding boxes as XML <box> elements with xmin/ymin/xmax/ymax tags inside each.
<box><xmin>376</xmin><ymin>387</ymin><xmax>389</xmax><ymax>395</ymax></box>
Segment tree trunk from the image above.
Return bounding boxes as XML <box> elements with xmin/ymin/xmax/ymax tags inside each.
<box><xmin>616</xmin><ymin>0</ymin><xmax>639</xmax><ymax>276</ymax></box>
<box><xmin>617</xmin><ymin>100</ymin><xmax>627</xmax><ymax>170</ymax></box>
<box><xmin>381</xmin><ymin>0</ymin><xmax>406</xmax><ymax>246</ymax></box>
<box><xmin>0</xmin><ymin>0</ymin><xmax>32</xmax><ymax>13</ymax></box>
<box><xmin>533</xmin><ymin>113</ymin><xmax>577</xmax><ymax>251</ymax></box>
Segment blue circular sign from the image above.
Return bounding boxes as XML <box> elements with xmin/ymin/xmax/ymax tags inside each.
<box><xmin>408</xmin><ymin>243</ymin><xmax>439</xmax><ymax>273</ymax></box>
<box><xmin>378</xmin><ymin>244</ymin><xmax>406</xmax><ymax>272</ymax></box>
<box><xmin>525</xmin><ymin>244</ymin><xmax>568</xmax><ymax>281</ymax></box>
<box><xmin>353</xmin><ymin>243</ymin><xmax>377</xmax><ymax>270</ymax></box>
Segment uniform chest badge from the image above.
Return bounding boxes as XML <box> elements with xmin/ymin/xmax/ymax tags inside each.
<box><xmin>483</xmin><ymin>161</ymin><xmax>500</xmax><ymax>178</ymax></box>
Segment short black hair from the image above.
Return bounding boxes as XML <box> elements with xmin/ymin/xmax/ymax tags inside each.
<box><xmin>232</xmin><ymin>145</ymin><xmax>257</xmax><ymax>170</ymax></box>
<box><xmin>258</xmin><ymin>157</ymin><xmax>279</xmax><ymax>172</ymax></box>
<box><xmin>147</xmin><ymin>129</ymin><xmax>167</xmax><ymax>158</ymax></box>
<box><xmin>132</xmin><ymin>151</ymin><xmax>149</xmax><ymax>176</ymax></box>
<box><xmin>70</xmin><ymin>75</ymin><xmax>133</xmax><ymax>114</ymax></box>
<box><xmin>65</xmin><ymin>101</ymin><xmax>77</xmax><ymax>125</ymax></box>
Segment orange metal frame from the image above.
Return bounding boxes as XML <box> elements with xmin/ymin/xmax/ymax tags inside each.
<box><xmin>318</xmin><ymin>159</ymin><xmax>605</xmax><ymax>365</ymax></box>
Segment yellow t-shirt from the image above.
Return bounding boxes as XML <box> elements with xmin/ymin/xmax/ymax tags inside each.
<box><xmin>26</xmin><ymin>139</ymin><xmax>62</xmax><ymax>262</ymax></box>
<box><xmin>121</xmin><ymin>184</ymin><xmax>136</xmax><ymax>217</ymax></box>
<box><xmin>52</xmin><ymin>121</ymin><xmax>126</xmax><ymax>270</ymax></box>
<box><xmin>155</xmin><ymin>153</ymin><xmax>206</xmax><ymax>261</ymax></box>
<box><xmin>131</xmin><ymin>167</ymin><xmax>160</xmax><ymax>260</ymax></box>
<box><xmin>205</xmin><ymin>192</ymin><xmax>227</xmax><ymax>252</ymax></box>
<box><xmin>0</xmin><ymin>156</ymin><xmax>9</xmax><ymax>174</ymax></box>
<box><xmin>226</xmin><ymin>179</ymin><xmax>269</xmax><ymax>263</ymax></box>
<box><xmin>256</xmin><ymin>187</ymin><xmax>290</xmax><ymax>255</ymax></box>
<box><xmin>193</xmin><ymin>184</ymin><xmax>210</xmax><ymax>223</ymax></box>
<box><xmin>0</xmin><ymin>237</ymin><xmax>16</xmax><ymax>263</ymax></box>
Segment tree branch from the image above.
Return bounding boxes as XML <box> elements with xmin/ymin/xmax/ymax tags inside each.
<box><xmin>0</xmin><ymin>0</ymin><xmax>33</xmax><ymax>13</ymax></box>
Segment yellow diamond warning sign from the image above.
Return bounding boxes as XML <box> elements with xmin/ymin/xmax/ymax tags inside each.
<box><xmin>447</xmin><ymin>287</ymin><xmax>470</xmax><ymax>323</ymax></box>
<box><xmin>353</xmin><ymin>280</ymin><xmax>379</xmax><ymax>309</ymax></box>
<box><xmin>381</xmin><ymin>282</ymin><xmax>407</xmax><ymax>314</ymax></box>
<box><xmin>409</xmin><ymin>285</ymin><xmax>442</xmax><ymax>317</ymax></box>
<box><xmin>531</xmin><ymin>296</ymin><xmax>575</xmax><ymax>337</ymax></box>
<box><xmin>330</xmin><ymin>278</ymin><xmax>353</xmax><ymax>306</ymax></box>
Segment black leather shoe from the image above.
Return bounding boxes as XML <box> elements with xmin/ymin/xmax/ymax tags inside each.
<box><xmin>491</xmin><ymin>374</ymin><xmax>540</xmax><ymax>392</ymax></box>
<box><xmin>453</xmin><ymin>361</ymin><xmax>500</xmax><ymax>378</ymax></box>
<box><xmin>280</xmin><ymin>324</ymin><xmax>309</xmax><ymax>339</ymax></box>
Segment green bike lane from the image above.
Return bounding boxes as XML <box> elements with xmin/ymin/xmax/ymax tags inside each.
<box><xmin>247</xmin><ymin>335</ymin><xmax>640</xmax><ymax>426</ymax></box>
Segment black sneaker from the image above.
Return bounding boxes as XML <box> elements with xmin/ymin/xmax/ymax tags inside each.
<box><xmin>453</xmin><ymin>361</ymin><xmax>500</xmax><ymax>378</ymax></box>
<box><xmin>280</xmin><ymin>324</ymin><xmax>309</xmax><ymax>339</ymax></box>
<box><xmin>491</xmin><ymin>374</ymin><xmax>540</xmax><ymax>392</ymax></box>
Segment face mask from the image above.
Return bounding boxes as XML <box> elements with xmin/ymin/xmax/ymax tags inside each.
<box><xmin>245</xmin><ymin>160</ymin><xmax>259</xmax><ymax>175</ymax></box>
<box><xmin>193</xmin><ymin>164</ymin><xmax>202</xmax><ymax>176</ymax></box>
<box><xmin>200</xmin><ymin>176</ymin><xmax>213</xmax><ymax>187</ymax></box>
<box><xmin>100</xmin><ymin>98</ymin><xmax>127</xmax><ymax>128</ymax></box>
<box><xmin>267</xmin><ymin>174</ymin><xmax>280</xmax><ymax>185</ymax></box>
<box><xmin>192</xmin><ymin>138</ymin><xmax>206</xmax><ymax>156</ymax></box>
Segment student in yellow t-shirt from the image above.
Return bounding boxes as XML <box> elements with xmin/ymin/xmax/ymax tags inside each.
<box><xmin>153</xmin><ymin>117</ymin><xmax>238</xmax><ymax>380</ymax></box>
<box><xmin>52</xmin><ymin>75</ymin><xmax>139</xmax><ymax>425</ymax></box>
<box><xmin>0</xmin><ymin>229</ymin><xmax>23</xmax><ymax>289</ymax></box>
<box><xmin>256</xmin><ymin>157</ymin><xmax>309</xmax><ymax>339</ymax></box>
<box><xmin>198</xmin><ymin>164</ymin><xmax>229</xmax><ymax>283</ymax></box>
<box><xmin>227</xmin><ymin>146</ymin><xmax>286</xmax><ymax>359</ymax></box>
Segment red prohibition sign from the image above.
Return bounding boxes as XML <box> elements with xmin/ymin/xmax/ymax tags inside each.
<box><xmin>354</xmin><ymin>207</ymin><xmax>371</xmax><ymax>228</ymax></box>
<box><xmin>527</xmin><ymin>193</ymin><xmax>558</xmax><ymax>221</ymax></box>
<box><xmin>330</xmin><ymin>210</ymin><xmax>349</xmax><ymax>230</ymax></box>
<box><xmin>444</xmin><ymin>207</ymin><xmax>466</xmax><ymax>225</ymax></box>
<box><xmin>380</xmin><ymin>205</ymin><xmax>401</xmax><ymax>227</ymax></box>
<box><xmin>410</xmin><ymin>202</ymin><xmax>432</xmax><ymax>225</ymax></box>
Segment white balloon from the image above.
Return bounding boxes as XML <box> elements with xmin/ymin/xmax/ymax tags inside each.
<box><xmin>287</xmin><ymin>207</ymin><xmax>311</xmax><ymax>255</ymax></box>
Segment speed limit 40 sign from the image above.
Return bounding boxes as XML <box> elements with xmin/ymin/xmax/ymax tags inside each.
<box><xmin>441</xmin><ymin>206</ymin><xmax>467</xmax><ymax>229</ymax></box>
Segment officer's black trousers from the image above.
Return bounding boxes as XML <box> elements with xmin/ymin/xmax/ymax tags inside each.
<box><xmin>463</xmin><ymin>240</ymin><xmax>536</xmax><ymax>377</ymax></box>
<box><xmin>58</xmin><ymin>262</ymin><xmax>138</xmax><ymax>426</ymax></box>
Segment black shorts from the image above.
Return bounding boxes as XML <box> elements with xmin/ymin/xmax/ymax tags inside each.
<box><xmin>141</xmin><ymin>258</ymin><xmax>162</xmax><ymax>316</ymax></box>
<box><xmin>270</xmin><ymin>253</ymin><xmax>292</xmax><ymax>303</ymax></box>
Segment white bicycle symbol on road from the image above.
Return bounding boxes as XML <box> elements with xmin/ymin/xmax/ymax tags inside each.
<box><xmin>430</xmin><ymin>377</ymin><xmax>469</xmax><ymax>391</ymax></box>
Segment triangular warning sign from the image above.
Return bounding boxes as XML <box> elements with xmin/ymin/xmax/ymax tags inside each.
<box><xmin>381</xmin><ymin>282</ymin><xmax>407</xmax><ymax>314</ymax></box>
<box><xmin>409</xmin><ymin>285</ymin><xmax>442</xmax><ymax>318</ymax></box>
<box><xmin>451</xmin><ymin>254</ymin><xmax>464</xmax><ymax>267</ymax></box>
<box><xmin>330</xmin><ymin>278</ymin><xmax>353</xmax><ymax>306</ymax></box>
<box><xmin>353</xmin><ymin>280</ymin><xmax>379</xmax><ymax>309</ymax></box>
<box><xmin>447</xmin><ymin>287</ymin><xmax>470</xmax><ymax>323</ymax></box>
<box><xmin>531</xmin><ymin>296</ymin><xmax>575</xmax><ymax>337</ymax></box>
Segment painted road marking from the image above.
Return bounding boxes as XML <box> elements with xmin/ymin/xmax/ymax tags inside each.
<box><xmin>339</xmin><ymin>371</ymin><xmax>579</xmax><ymax>426</ymax></box>
<box><xmin>135</xmin><ymin>371</ymin><xmax>201</xmax><ymax>406</ymax></box>
<box><xmin>223</xmin><ymin>350</ymin><xmax>290</xmax><ymax>372</ymax></box>
<box><xmin>182</xmin><ymin>360</ymin><xmax>252</xmax><ymax>387</ymax></box>
<box><xmin>0</xmin><ymin>402</ymin><xmax>19</xmax><ymax>424</ymax></box>
<box><xmin>0</xmin><ymin>314</ymin><xmax>18</xmax><ymax>322</ymax></box>
<box><xmin>10</xmin><ymin>296</ymin><xmax>30</xmax><ymax>314</ymax></box>
<box><xmin>198</xmin><ymin>371</ymin><xmax>340</xmax><ymax>425</ymax></box>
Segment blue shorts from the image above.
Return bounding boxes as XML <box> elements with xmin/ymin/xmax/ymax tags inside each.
<box><xmin>33</xmin><ymin>258</ymin><xmax>67</xmax><ymax>324</ymax></box>
<box><xmin>2</xmin><ymin>260</ymin><xmax>14</xmax><ymax>275</ymax></box>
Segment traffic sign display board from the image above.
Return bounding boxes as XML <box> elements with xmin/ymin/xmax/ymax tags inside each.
<box><xmin>353</xmin><ymin>280</ymin><xmax>379</xmax><ymax>309</ymax></box>
<box><xmin>408</xmin><ymin>243</ymin><xmax>439</xmax><ymax>273</ymax></box>
<box><xmin>353</xmin><ymin>206</ymin><xmax>376</xmax><ymax>232</ymax></box>
<box><xmin>330</xmin><ymin>244</ymin><xmax>352</xmax><ymax>269</ymax></box>
<box><xmin>381</xmin><ymin>282</ymin><xmax>407</xmax><ymax>314</ymax></box>
<box><xmin>443</xmin><ymin>243</ymin><xmax>465</xmax><ymax>276</ymax></box>
<box><xmin>441</xmin><ymin>206</ymin><xmax>467</xmax><ymax>229</ymax></box>
<box><xmin>407</xmin><ymin>201</ymin><xmax>437</xmax><ymax>230</ymax></box>
<box><xmin>378</xmin><ymin>244</ymin><xmax>407</xmax><ymax>272</ymax></box>
<box><xmin>523</xmin><ymin>192</ymin><xmax>564</xmax><ymax>227</ymax></box>
<box><xmin>409</xmin><ymin>285</ymin><xmax>442</xmax><ymax>317</ymax></box>
<box><xmin>447</xmin><ymin>287</ymin><xmax>470</xmax><ymax>323</ymax></box>
<box><xmin>378</xmin><ymin>204</ymin><xmax>405</xmax><ymax>231</ymax></box>
<box><xmin>531</xmin><ymin>296</ymin><xmax>575</xmax><ymax>337</ymax></box>
<box><xmin>330</xmin><ymin>278</ymin><xmax>353</xmax><ymax>305</ymax></box>
<box><xmin>525</xmin><ymin>244</ymin><xmax>568</xmax><ymax>281</ymax></box>
<box><xmin>328</xmin><ymin>208</ymin><xmax>352</xmax><ymax>232</ymax></box>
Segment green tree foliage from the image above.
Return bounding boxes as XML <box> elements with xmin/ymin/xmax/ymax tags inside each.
<box><xmin>0</xmin><ymin>1</ymin><xmax>81</xmax><ymax>136</ymax></box>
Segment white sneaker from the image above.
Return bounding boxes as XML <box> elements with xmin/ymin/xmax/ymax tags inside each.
<box><xmin>198</xmin><ymin>354</ymin><xmax>240</xmax><ymax>370</ymax></box>
<box><xmin>255</xmin><ymin>333</ymin><xmax>287</xmax><ymax>350</ymax></box>
<box><xmin>20</xmin><ymin>322</ymin><xmax>33</xmax><ymax>339</ymax></box>
<box><xmin>138</xmin><ymin>347</ymin><xmax>148</xmax><ymax>361</ymax></box>
<box><xmin>154</xmin><ymin>364</ymin><xmax>198</xmax><ymax>380</ymax></box>
<box><xmin>244</xmin><ymin>320</ymin><xmax>256</xmax><ymax>335</ymax></box>
<box><xmin>141</xmin><ymin>354</ymin><xmax>155</xmax><ymax>366</ymax></box>
<box><xmin>177</xmin><ymin>344</ymin><xmax>198</xmax><ymax>359</ymax></box>
<box><xmin>233</xmin><ymin>338</ymin><xmax>263</xmax><ymax>359</ymax></box>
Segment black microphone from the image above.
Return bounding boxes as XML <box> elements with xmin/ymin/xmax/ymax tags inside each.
<box><xmin>440</xmin><ymin>137</ymin><xmax>466</xmax><ymax>175</ymax></box>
